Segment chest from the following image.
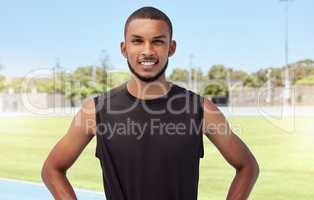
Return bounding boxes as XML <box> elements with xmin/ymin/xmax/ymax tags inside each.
<box><xmin>101</xmin><ymin>112</ymin><xmax>201</xmax><ymax>161</ymax></box>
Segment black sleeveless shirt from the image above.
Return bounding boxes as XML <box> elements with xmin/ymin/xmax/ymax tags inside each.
<box><xmin>94</xmin><ymin>82</ymin><xmax>204</xmax><ymax>200</ymax></box>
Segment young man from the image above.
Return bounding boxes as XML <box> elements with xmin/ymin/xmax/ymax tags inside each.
<box><xmin>42</xmin><ymin>7</ymin><xmax>259</xmax><ymax>200</ymax></box>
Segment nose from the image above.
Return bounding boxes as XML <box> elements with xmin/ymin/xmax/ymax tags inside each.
<box><xmin>141</xmin><ymin>42</ymin><xmax>154</xmax><ymax>57</ymax></box>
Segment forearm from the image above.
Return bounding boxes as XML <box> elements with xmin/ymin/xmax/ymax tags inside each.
<box><xmin>226</xmin><ymin>163</ymin><xmax>259</xmax><ymax>200</ymax></box>
<box><xmin>41</xmin><ymin>166</ymin><xmax>77</xmax><ymax>200</ymax></box>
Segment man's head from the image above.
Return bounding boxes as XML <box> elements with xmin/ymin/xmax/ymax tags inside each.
<box><xmin>121</xmin><ymin>7</ymin><xmax>176</xmax><ymax>82</ymax></box>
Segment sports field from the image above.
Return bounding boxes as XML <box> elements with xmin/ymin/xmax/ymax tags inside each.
<box><xmin>0</xmin><ymin>116</ymin><xmax>313</xmax><ymax>199</ymax></box>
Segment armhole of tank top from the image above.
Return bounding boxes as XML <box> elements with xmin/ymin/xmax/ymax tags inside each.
<box><xmin>93</xmin><ymin>95</ymin><xmax>102</xmax><ymax>159</ymax></box>
<box><xmin>199</xmin><ymin>96</ymin><xmax>205</xmax><ymax>159</ymax></box>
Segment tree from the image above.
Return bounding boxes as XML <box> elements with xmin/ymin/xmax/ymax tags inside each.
<box><xmin>169</xmin><ymin>68</ymin><xmax>189</xmax><ymax>81</ymax></box>
<box><xmin>191</xmin><ymin>68</ymin><xmax>205</xmax><ymax>81</ymax></box>
<box><xmin>242</xmin><ymin>68</ymin><xmax>269</xmax><ymax>88</ymax></box>
<box><xmin>0</xmin><ymin>74</ymin><xmax>7</xmax><ymax>92</ymax></box>
<box><xmin>203</xmin><ymin>80</ymin><xmax>228</xmax><ymax>97</ymax></box>
<box><xmin>64</xmin><ymin>73</ymin><xmax>80</xmax><ymax>107</ymax></box>
<box><xmin>243</xmin><ymin>75</ymin><xmax>264</xmax><ymax>88</ymax></box>
<box><xmin>95</xmin><ymin>67</ymin><xmax>109</xmax><ymax>89</ymax></box>
<box><xmin>229</xmin><ymin>69</ymin><xmax>248</xmax><ymax>82</ymax></box>
<box><xmin>34</xmin><ymin>65</ymin><xmax>110</xmax><ymax>107</ymax></box>
<box><xmin>270</xmin><ymin>68</ymin><xmax>283</xmax><ymax>87</ymax></box>
<box><xmin>9</xmin><ymin>77</ymin><xmax>29</xmax><ymax>92</ymax></box>
<box><xmin>69</xmin><ymin>65</ymin><xmax>109</xmax><ymax>100</ymax></box>
<box><xmin>208</xmin><ymin>64</ymin><xmax>228</xmax><ymax>80</ymax></box>
<box><xmin>290</xmin><ymin>59</ymin><xmax>314</xmax><ymax>84</ymax></box>
<box><xmin>294</xmin><ymin>59</ymin><xmax>314</xmax><ymax>67</ymax></box>
<box><xmin>35</xmin><ymin>71</ymin><xmax>67</xmax><ymax>94</ymax></box>
<box><xmin>295</xmin><ymin>74</ymin><xmax>314</xmax><ymax>86</ymax></box>
<box><xmin>35</xmin><ymin>78</ymin><xmax>54</xmax><ymax>93</ymax></box>
<box><xmin>107</xmin><ymin>71</ymin><xmax>131</xmax><ymax>87</ymax></box>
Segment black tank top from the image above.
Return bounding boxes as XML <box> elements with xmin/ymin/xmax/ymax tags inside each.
<box><xmin>94</xmin><ymin>82</ymin><xmax>204</xmax><ymax>200</ymax></box>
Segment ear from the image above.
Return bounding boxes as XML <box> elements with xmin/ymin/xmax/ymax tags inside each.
<box><xmin>168</xmin><ymin>40</ymin><xmax>176</xmax><ymax>57</ymax></box>
<box><xmin>120</xmin><ymin>41</ymin><xmax>127</xmax><ymax>58</ymax></box>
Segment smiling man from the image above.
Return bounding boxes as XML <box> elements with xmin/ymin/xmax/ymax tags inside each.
<box><xmin>42</xmin><ymin>7</ymin><xmax>259</xmax><ymax>200</ymax></box>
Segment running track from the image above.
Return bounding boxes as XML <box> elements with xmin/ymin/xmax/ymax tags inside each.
<box><xmin>0</xmin><ymin>178</ymin><xmax>105</xmax><ymax>200</ymax></box>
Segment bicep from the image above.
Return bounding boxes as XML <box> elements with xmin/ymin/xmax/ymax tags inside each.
<box><xmin>45</xmin><ymin>98</ymin><xmax>96</xmax><ymax>171</ymax></box>
<box><xmin>202</xmin><ymin>98</ymin><xmax>255</xmax><ymax>169</ymax></box>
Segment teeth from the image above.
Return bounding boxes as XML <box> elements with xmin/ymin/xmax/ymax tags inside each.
<box><xmin>140</xmin><ymin>61</ymin><xmax>155</xmax><ymax>66</ymax></box>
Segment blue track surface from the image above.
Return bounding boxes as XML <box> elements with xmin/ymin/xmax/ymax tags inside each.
<box><xmin>0</xmin><ymin>178</ymin><xmax>105</xmax><ymax>200</ymax></box>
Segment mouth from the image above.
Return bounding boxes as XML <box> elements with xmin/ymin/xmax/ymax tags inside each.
<box><xmin>138</xmin><ymin>60</ymin><xmax>158</xmax><ymax>70</ymax></box>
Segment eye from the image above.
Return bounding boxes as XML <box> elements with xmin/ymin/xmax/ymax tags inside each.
<box><xmin>131</xmin><ymin>39</ymin><xmax>143</xmax><ymax>44</ymax></box>
<box><xmin>153</xmin><ymin>40</ymin><xmax>164</xmax><ymax>45</ymax></box>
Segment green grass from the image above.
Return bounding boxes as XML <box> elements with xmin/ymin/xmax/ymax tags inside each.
<box><xmin>0</xmin><ymin>116</ymin><xmax>313</xmax><ymax>199</ymax></box>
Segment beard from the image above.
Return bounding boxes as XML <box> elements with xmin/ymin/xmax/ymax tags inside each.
<box><xmin>127</xmin><ymin>59</ymin><xmax>169</xmax><ymax>83</ymax></box>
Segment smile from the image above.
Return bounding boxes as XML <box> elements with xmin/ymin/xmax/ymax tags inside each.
<box><xmin>138</xmin><ymin>60</ymin><xmax>158</xmax><ymax>69</ymax></box>
<box><xmin>140</xmin><ymin>61</ymin><xmax>156</xmax><ymax>66</ymax></box>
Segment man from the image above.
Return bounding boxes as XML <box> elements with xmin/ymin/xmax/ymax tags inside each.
<box><xmin>42</xmin><ymin>6</ymin><xmax>259</xmax><ymax>200</ymax></box>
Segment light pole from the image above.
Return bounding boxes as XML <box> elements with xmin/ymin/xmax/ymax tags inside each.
<box><xmin>266</xmin><ymin>68</ymin><xmax>272</xmax><ymax>104</ymax></box>
<box><xmin>188</xmin><ymin>54</ymin><xmax>194</xmax><ymax>92</ymax></box>
<box><xmin>53</xmin><ymin>57</ymin><xmax>61</xmax><ymax>108</ymax></box>
<box><xmin>280</xmin><ymin>0</ymin><xmax>293</xmax><ymax>106</ymax></box>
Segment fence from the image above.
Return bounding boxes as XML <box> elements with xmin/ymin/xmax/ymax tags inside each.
<box><xmin>0</xmin><ymin>84</ymin><xmax>313</xmax><ymax>113</ymax></box>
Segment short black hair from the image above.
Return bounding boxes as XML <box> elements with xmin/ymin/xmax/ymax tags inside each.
<box><xmin>124</xmin><ymin>6</ymin><xmax>173</xmax><ymax>39</ymax></box>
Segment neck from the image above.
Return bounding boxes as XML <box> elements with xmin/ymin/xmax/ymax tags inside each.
<box><xmin>127</xmin><ymin>75</ymin><xmax>172</xmax><ymax>100</ymax></box>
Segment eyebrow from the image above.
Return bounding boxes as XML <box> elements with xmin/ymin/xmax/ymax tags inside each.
<box><xmin>130</xmin><ymin>34</ymin><xmax>143</xmax><ymax>39</ymax></box>
<box><xmin>130</xmin><ymin>34</ymin><xmax>167</xmax><ymax>39</ymax></box>
<box><xmin>153</xmin><ymin>35</ymin><xmax>167</xmax><ymax>39</ymax></box>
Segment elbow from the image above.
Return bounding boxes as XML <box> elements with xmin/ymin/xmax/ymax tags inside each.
<box><xmin>244</xmin><ymin>157</ymin><xmax>260</xmax><ymax>181</ymax></box>
<box><xmin>255</xmin><ymin>160</ymin><xmax>260</xmax><ymax>177</ymax></box>
<box><xmin>41</xmin><ymin>160</ymin><xmax>66</xmax><ymax>184</ymax></box>
<box><xmin>41</xmin><ymin>161</ymin><xmax>51</xmax><ymax>184</ymax></box>
<box><xmin>247</xmin><ymin>158</ymin><xmax>260</xmax><ymax>188</ymax></box>
<box><xmin>251</xmin><ymin>154</ymin><xmax>260</xmax><ymax>175</ymax></box>
<box><xmin>236</xmin><ymin>157</ymin><xmax>260</xmax><ymax>180</ymax></box>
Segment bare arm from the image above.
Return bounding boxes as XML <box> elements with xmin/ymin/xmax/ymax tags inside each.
<box><xmin>41</xmin><ymin>98</ymin><xmax>96</xmax><ymax>200</ymax></box>
<box><xmin>202</xmin><ymin>98</ymin><xmax>259</xmax><ymax>200</ymax></box>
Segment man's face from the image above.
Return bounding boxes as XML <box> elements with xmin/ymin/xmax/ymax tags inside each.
<box><xmin>121</xmin><ymin>18</ymin><xmax>176</xmax><ymax>82</ymax></box>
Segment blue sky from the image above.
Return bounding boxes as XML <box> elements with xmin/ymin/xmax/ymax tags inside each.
<box><xmin>0</xmin><ymin>0</ymin><xmax>313</xmax><ymax>76</ymax></box>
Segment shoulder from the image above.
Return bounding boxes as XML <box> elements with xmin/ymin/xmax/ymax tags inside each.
<box><xmin>171</xmin><ymin>83</ymin><xmax>202</xmax><ymax>101</ymax></box>
<box><xmin>93</xmin><ymin>82</ymin><xmax>127</xmax><ymax>105</ymax></box>
<box><xmin>81</xmin><ymin>83</ymin><xmax>127</xmax><ymax>135</ymax></box>
<box><xmin>203</xmin><ymin>96</ymin><xmax>220</xmax><ymax>112</ymax></box>
<box><xmin>75</xmin><ymin>98</ymin><xmax>97</xmax><ymax>136</ymax></box>
<box><xmin>201</xmin><ymin>96</ymin><xmax>229</xmax><ymax>136</ymax></box>
<box><xmin>202</xmin><ymin>96</ymin><xmax>225</xmax><ymax>119</ymax></box>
